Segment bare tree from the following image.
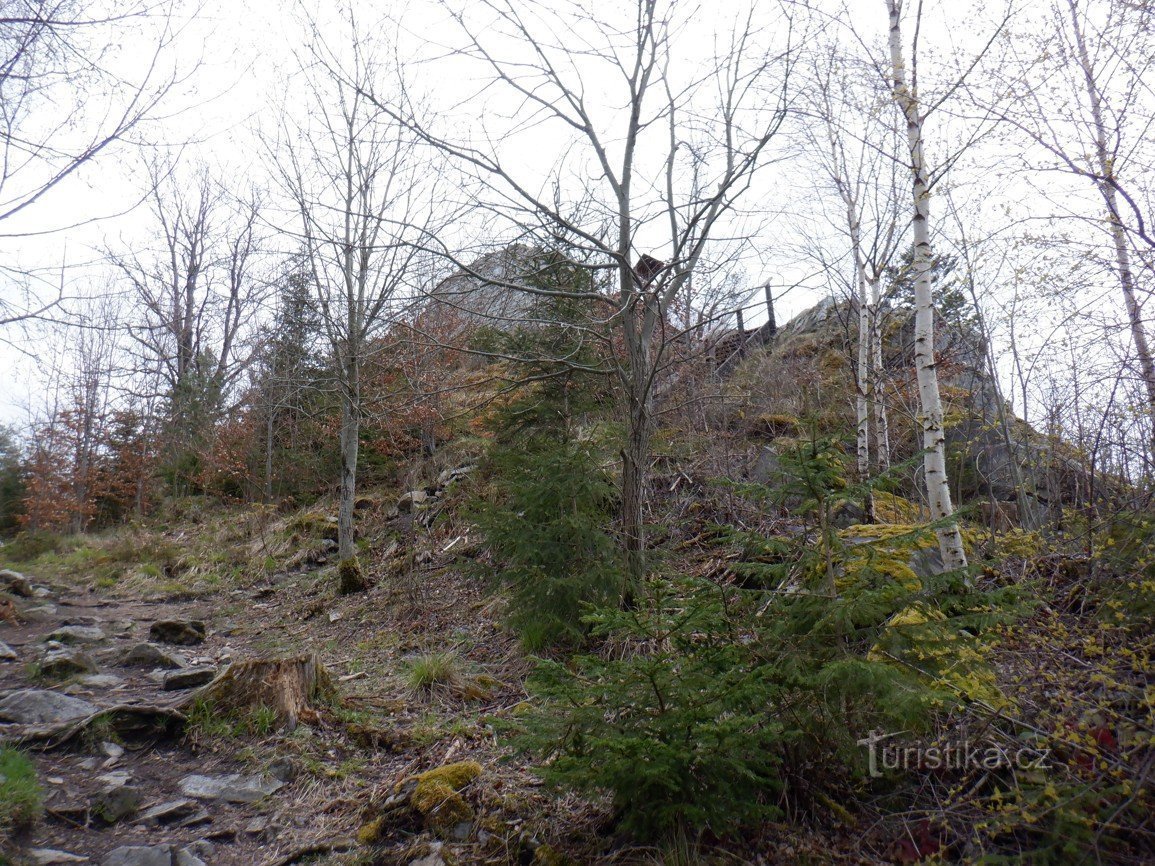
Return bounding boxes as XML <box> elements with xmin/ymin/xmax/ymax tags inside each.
<box><xmin>0</xmin><ymin>0</ymin><xmax>190</xmax><ymax>332</ymax></box>
<box><xmin>803</xmin><ymin>42</ymin><xmax>906</xmax><ymax>502</ymax></box>
<box><xmin>112</xmin><ymin>159</ymin><xmax>266</xmax><ymax>463</ymax></box>
<box><xmin>360</xmin><ymin>0</ymin><xmax>795</xmax><ymax>588</ymax></box>
<box><xmin>272</xmin><ymin>27</ymin><xmax>441</xmax><ymax>592</ymax></box>
<box><xmin>990</xmin><ymin>0</ymin><xmax>1155</xmax><ymax>462</ymax></box>
<box><xmin>883</xmin><ymin>0</ymin><xmax>968</xmax><ymax>571</ymax></box>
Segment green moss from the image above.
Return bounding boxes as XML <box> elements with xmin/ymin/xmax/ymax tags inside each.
<box><xmin>338</xmin><ymin>556</ymin><xmax>368</xmax><ymax>595</ymax></box>
<box><xmin>357</xmin><ymin>815</ymin><xmax>386</xmax><ymax>843</ymax></box>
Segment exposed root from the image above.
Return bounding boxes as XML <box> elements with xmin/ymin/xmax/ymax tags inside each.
<box><xmin>10</xmin><ymin>704</ymin><xmax>187</xmax><ymax>748</ymax></box>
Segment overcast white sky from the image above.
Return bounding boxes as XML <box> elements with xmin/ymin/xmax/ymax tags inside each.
<box><xmin>0</xmin><ymin>0</ymin><xmax>1137</xmax><ymax>429</ymax></box>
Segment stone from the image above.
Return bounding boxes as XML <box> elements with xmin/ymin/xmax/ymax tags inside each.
<box><xmin>79</xmin><ymin>673</ymin><xmax>123</xmax><ymax>689</ymax></box>
<box><xmin>120</xmin><ymin>642</ymin><xmax>187</xmax><ymax>669</ymax></box>
<box><xmin>92</xmin><ymin>771</ymin><xmax>143</xmax><ymax>823</ymax></box>
<box><xmin>268</xmin><ymin>756</ymin><xmax>297</xmax><ymax>782</ymax></box>
<box><xmin>162</xmin><ymin>667</ymin><xmax>216</xmax><ymax>690</ymax></box>
<box><xmin>0</xmin><ymin>640</ymin><xmax>17</xmax><ymax>661</ymax></box>
<box><xmin>32</xmin><ymin>585</ymin><xmax>53</xmax><ymax>598</ymax></box>
<box><xmin>409</xmin><ymin>842</ymin><xmax>446</xmax><ymax>866</ymax></box>
<box><xmin>100</xmin><ymin>847</ymin><xmax>173</xmax><ymax>866</ymax></box>
<box><xmin>179</xmin><ymin>773</ymin><xmax>284</xmax><ymax>803</ymax></box>
<box><xmin>177</xmin><ymin>840</ymin><xmax>213</xmax><ymax>865</ymax></box>
<box><xmin>27</xmin><ymin>850</ymin><xmax>90</xmax><ymax>864</ymax></box>
<box><xmin>397</xmin><ymin>489</ymin><xmax>430</xmax><ymax>513</ymax></box>
<box><xmin>101</xmin><ymin>741</ymin><xmax>125</xmax><ymax>759</ymax></box>
<box><xmin>0</xmin><ymin>689</ymin><xmax>97</xmax><ymax>724</ymax></box>
<box><xmin>46</xmin><ymin>625</ymin><xmax>106</xmax><ymax>644</ymax></box>
<box><xmin>137</xmin><ymin>798</ymin><xmax>201</xmax><ymax>825</ymax></box>
<box><xmin>243</xmin><ymin>815</ymin><xmax>272</xmax><ymax>835</ymax></box>
<box><xmin>0</xmin><ymin>568</ymin><xmax>33</xmax><ymax>596</ymax></box>
<box><xmin>40</xmin><ymin>647</ymin><xmax>98</xmax><ymax>679</ymax></box>
<box><xmin>149</xmin><ymin>619</ymin><xmax>206</xmax><ymax>646</ymax></box>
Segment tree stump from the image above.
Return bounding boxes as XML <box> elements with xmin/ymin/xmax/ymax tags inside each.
<box><xmin>179</xmin><ymin>653</ymin><xmax>335</xmax><ymax>729</ymax></box>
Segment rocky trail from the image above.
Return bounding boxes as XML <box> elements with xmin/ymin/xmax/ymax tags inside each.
<box><xmin>0</xmin><ymin>566</ymin><xmax>332</xmax><ymax>865</ymax></box>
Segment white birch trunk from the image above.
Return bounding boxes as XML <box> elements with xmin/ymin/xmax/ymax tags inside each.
<box><xmin>886</xmin><ymin>0</ymin><xmax>968</xmax><ymax>571</ymax></box>
<box><xmin>1066</xmin><ymin>0</ymin><xmax>1155</xmax><ymax>460</ymax></box>
<box><xmin>869</xmin><ymin>280</ymin><xmax>891</xmax><ymax>471</ymax></box>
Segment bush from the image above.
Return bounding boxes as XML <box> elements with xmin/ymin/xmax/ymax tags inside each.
<box><xmin>0</xmin><ymin>530</ymin><xmax>67</xmax><ymax>564</ymax></box>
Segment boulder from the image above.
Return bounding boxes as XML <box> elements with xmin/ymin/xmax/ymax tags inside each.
<box><xmin>92</xmin><ymin>771</ymin><xmax>143</xmax><ymax>823</ymax></box>
<box><xmin>120</xmin><ymin>642</ymin><xmax>187</xmax><ymax>669</ymax></box>
<box><xmin>40</xmin><ymin>646</ymin><xmax>98</xmax><ymax>679</ymax></box>
<box><xmin>397</xmin><ymin>490</ymin><xmax>430</xmax><ymax>513</ymax></box>
<box><xmin>101</xmin><ymin>848</ymin><xmax>175</xmax><ymax>866</ymax></box>
<box><xmin>0</xmin><ymin>689</ymin><xmax>97</xmax><ymax>724</ymax></box>
<box><xmin>179</xmin><ymin>772</ymin><xmax>284</xmax><ymax>803</ymax></box>
<box><xmin>149</xmin><ymin>619</ymin><xmax>206</xmax><ymax>646</ymax></box>
<box><xmin>46</xmin><ymin>625</ymin><xmax>106</xmax><ymax>644</ymax></box>
<box><xmin>162</xmin><ymin>667</ymin><xmax>216</xmax><ymax>690</ymax></box>
<box><xmin>0</xmin><ymin>640</ymin><xmax>17</xmax><ymax>661</ymax></box>
<box><xmin>0</xmin><ymin>568</ymin><xmax>33</xmax><ymax>596</ymax></box>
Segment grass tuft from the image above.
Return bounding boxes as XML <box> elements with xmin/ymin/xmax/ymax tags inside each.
<box><xmin>0</xmin><ymin>747</ymin><xmax>44</xmax><ymax>830</ymax></box>
<box><xmin>405</xmin><ymin>651</ymin><xmax>462</xmax><ymax>696</ymax></box>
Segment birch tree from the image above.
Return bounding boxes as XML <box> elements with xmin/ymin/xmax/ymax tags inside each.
<box><xmin>805</xmin><ymin>43</ymin><xmax>904</xmax><ymax>498</ymax></box>
<box><xmin>991</xmin><ymin>0</ymin><xmax>1155</xmax><ymax>462</ymax></box>
<box><xmin>883</xmin><ymin>0</ymin><xmax>968</xmax><ymax>571</ymax></box>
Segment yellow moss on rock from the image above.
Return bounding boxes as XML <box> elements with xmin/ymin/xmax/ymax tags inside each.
<box><xmin>357</xmin><ymin>816</ymin><xmax>386</xmax><ymax>844</ymax></box>
<box><xmin>872</xmin><ymin>492</ymin><xmax>924</xmax><ymax>523</ymax></box>
<box><xmin>408</xmin><ymin>760</ymin><xmax>482</xmax><ymax>835</ymax></box>
<box><xmin>413</xmin><ymin>760</ymin><xmax>482</xmax><ymax>791</ymax></box>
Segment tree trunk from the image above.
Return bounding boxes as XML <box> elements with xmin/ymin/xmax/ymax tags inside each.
<box><xmin>337</xmin><ymin>359</ymin><xmax>361</xmax><ymax>567</ymax></box>
<box><xmin>886</xmin><ymin>0</ymin><xmax>968</xmax><ymax>572</ymax></box>
<box><xmin>869</xmin><ymin>282</ymin><xmax>891</xmax><ymax>472</ymax></box>
<box><xmin>1066</xmin><ymin>0</ymin><xmax>1155</xmax><ymax>459</ymax></box>
<box><xmin>848</xmin><ymin>205</ymin><xmax>875</xmax><ymax>520</ymax></box>
<box><xmin>264</xmin><ymin>408</ymin><xmax>275</xmax><ymax>502</ymax></box>
<box><xmin>620</xmin><ymin>339</ymin><xmax>652</xmax><ymax>596</ymax></box>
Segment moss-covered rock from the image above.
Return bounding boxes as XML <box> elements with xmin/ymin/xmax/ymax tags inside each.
<box><xmin>409</xmin><ymin>760</ymin><xmax>482</xmax><ymax>836</ymax></box>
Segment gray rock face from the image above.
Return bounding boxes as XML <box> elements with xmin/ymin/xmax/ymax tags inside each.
<box><xmin>149</xmin><ymin>619</ymin><xmax>206</xmax><ymax>646</ymax></box>
<box><xmin>0</xmin><ymin>640</ymin><xmax>17</xmax><ymax>661</ymax></box>
<box><xmin>46</xmin><ymin>625</ymin><xmax>106</xmax><ymax>644</ymax></box>
<box><xmin>179</xmin><ymin>772</ymin><xmax>284</xmax><ymax>803</ymax></box>
<box><xmin>0</xmin><ymin>567</ymin><xmax>33</xmax><ymax>596</ymax></box>
<box><xmin>121</xmin><ymin>642</ymin><xmax>187</xmax><ymax>669</ymax></box>
<box><xmin>161</xmin><ymin>666</ymin><xmax>215</xmax><ymax>690</ymax></box>
<box><xmin>0</xmin><ymin>689</ymin><xmax>97</xmax><ymax>724</ymax></box>
<box><xmin>40</xmin><ymin>646</ymin><xmax>98</xmax><ymax>679</ymax></box>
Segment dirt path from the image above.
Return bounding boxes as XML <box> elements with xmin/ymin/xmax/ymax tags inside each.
<box><xmin>1</xmin><ymin>570</ymin><xmax>363</xmax><ymax>865</ymax></box>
